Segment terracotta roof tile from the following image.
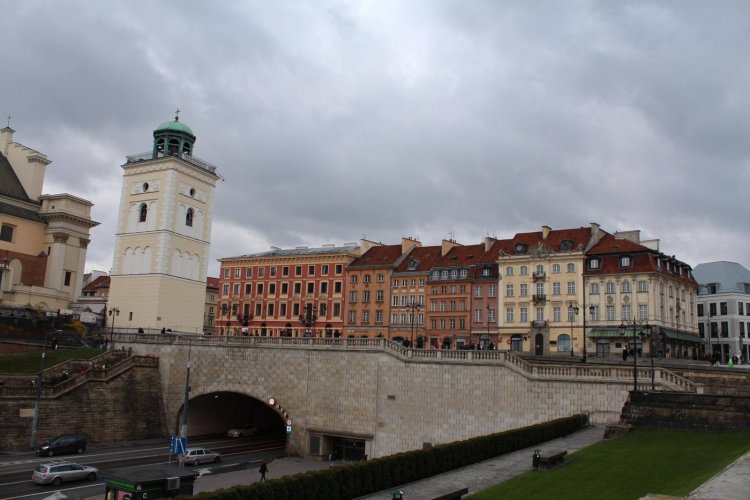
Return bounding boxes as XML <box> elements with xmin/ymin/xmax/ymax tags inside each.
<box><xmin>206</xmin><ymin>277</ymin><xmax>220</xmax><ymax>289</ymax></box>
<box><xmin>394</xmin><ymin>246</ymin><xmax>442</xmax><ymax>273</ymax></box>
<box><xmin>348</xmin><ymin>244</ymin><xmax>403</xmax><ymax>268</ymax></box>
<box><xmin>435</xmin><ymin>243</ymin><xmax>486</xmax><ymax>267</ymax></box>
<box><xmin>83</xmin><ymin>275</ymin><xmax>110</xmax><ymax>291</ymax></box>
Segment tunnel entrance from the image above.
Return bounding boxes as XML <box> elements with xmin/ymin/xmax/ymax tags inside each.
<box><xmin>176</xmin><ymin>391</ymin><xmax>286</xmax><ymax>438</ymax></box>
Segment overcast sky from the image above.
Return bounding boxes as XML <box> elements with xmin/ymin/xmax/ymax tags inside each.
<box><xmin>3</xmin><ymin>1</ymin><xmax>749</xmax><ymax>277</ymax></box>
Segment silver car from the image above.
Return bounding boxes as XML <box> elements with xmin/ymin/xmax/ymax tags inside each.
<box><xmin>32</xmin><ymin>461</ymin><xmax>98</xmax><ymax>486</ymax></box>
<box><xmin>227</xmin><ymin>424</ymin><xmax>257</xmax><ymax>438</ymax></box>
<box><xmin>180</xmin><ymin>447</ymin><xmax>222</xmax><ymax>466</ymax></box>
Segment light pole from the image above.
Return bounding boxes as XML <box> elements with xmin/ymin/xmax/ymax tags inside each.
<box><xmin>179</xmin><ymin>337</ymin><xmax>192</xmax><ymax>451</ymax></box>
<box><xmin>486</xmin><ymin>303</ymin><xmax>491</xmax><ymax>349</ymax></box>
<box><xmin>299</xmin><ymin>304</ymin><xmax>317</xmax><ymax>337</ymax></box>
<box><xmin>108</xmin><ymin>307</ymin><xmax>120</xmax><ymax>349</ymax></box>
<box><xmin>407</xmin><ymin>300</ymin><xmax>421</xmax><ymax>348</ymax></box>
<box><xmin>619</xmin><ymin>317</ymin><xmax>651</xmax><ymax>391</ymax></box>
<box><xmin>30</xmin><ymin>332</ymin><xmax>48</xmax><ymax>449</ymax></box>
<box><xmin>568</xmin><ymin>303</ymin><xmax>579</xmax><ymax>356</ymax></box>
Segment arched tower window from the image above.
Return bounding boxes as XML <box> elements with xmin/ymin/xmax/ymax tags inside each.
<box><xmin>186</xmin><ymin>208</ymin><xmax>194</xmax><ymax>227</ymax></box>
<box><xmin>152</xmin><ymin>115</ymin><xmax>196</xmax><ymax>159</ymax></box>
<box><xmin>139</xmin><ymin>203</ymin><xmax>148</xmax><ymax>223</ymax></box>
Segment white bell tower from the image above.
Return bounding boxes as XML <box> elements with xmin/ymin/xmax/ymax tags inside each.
<box><xmin>108</xmin><ymin>113</ymin><xmax>220</xmax><ymax>332</ymax></box>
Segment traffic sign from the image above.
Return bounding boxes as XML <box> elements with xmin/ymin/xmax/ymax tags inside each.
<box><xmin>169</xmin><ymin>435</ymin><xmax>187</xmax><ymax>455</ymax></box>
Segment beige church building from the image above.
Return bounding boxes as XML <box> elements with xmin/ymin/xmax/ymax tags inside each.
<box><xmin>0</xmin><ymin>125</ymin><xmax>99</xmax><ymax>312</ymax></box>
<box><xmin>107</xmin><ymin>116</ymin><xmax>220</xmax><ymax>333</ymax></box>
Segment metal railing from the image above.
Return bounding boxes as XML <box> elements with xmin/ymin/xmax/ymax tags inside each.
<box><xmin>0</xmin><ymin>354</ymin><xmax>158</xmax><ymax>398</ymax></box>
<box><xmin>125</xmin><ymin>151</ymin><xmax>218</xmax><ymax>175</ymax></box>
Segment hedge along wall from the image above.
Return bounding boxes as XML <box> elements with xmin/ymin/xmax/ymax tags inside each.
<box><xmin>185</xmin><ymin>414</ymin><xmax>588</xmax><ymax>500</ymax></box>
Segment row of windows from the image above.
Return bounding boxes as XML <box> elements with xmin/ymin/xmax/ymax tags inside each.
<box><xmin>391</xmin><ymin>277</ymin><xmax>427</xmax><ymax>288</ymax></box>
<box><xmin>504</xmin><ymin>263</ymin><xmax>576</xmax><ymax>276</ymax></box>
<box><xmin>347</xmin><ymin>311</ymin><xmax>428</xmax><ymax>324</ymax></box>
<box><xmin>223</xmin><ymin>264</ymin><xmax>344</xmax><ymax>279</ymax></box>
<box><xmin>698</xmin><ymin>321</ymin><xmax>750</xmax><ymax>338</ymax></box>
<box><xmin>506</xmin><ymin>282</ymin><xmax>576</xmax><ymax>297</ymax></box>
<box><xmin>222</xmin><ymin>301</ymin><xmax>342</xmax><ymax>318</ymax></box>
<box><xmin>223</xmin><ymin>281</ymin><xmax>343</xmax><ymax>296</ymax></box>
<box><xmin>589</xmin><ymin>281</ymin><xmax>649</xmax><ymax>294</ymax></box>
<box><xmin>504</xmin><ymin>305</ymin><xmax>649</xmax><ymax>323</ymax></box>
<box><xmin>698</xmin><ymin>301</ymin><xmax>750</xmax><ymax>317</ymax></box>
<box><xmin>430</xmin><ymin>268</ymin><xmax>470</xmax><ymax>280</ymax></box>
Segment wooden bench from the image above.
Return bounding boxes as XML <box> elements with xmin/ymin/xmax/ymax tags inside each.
<box><xmin>430</xmin><ymin>486</ymin><xmax>470</xmax><ymax>499</ymax></box>
<box><xmin>534</xmin><ymin>449</ymin><xmax>567</xmax><ymax>470</ymax></box>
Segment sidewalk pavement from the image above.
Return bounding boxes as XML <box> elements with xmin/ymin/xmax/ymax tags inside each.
<box><xmin>194</xmin><ymin>426</ymin><xmax>750</xmax><ymax>500</ymax></box>
<box><xmin>687</xmin><ymin>449</ymin><xmax>750</xmax><ymax>500</ymax></box>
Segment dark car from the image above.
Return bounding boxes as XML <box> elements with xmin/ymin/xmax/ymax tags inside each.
<box><xmin>36</xmin><ymin>435</ymin><xmax>87</xmax><ymax>457</ymax></box>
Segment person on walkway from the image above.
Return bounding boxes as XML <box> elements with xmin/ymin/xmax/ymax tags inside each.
<box><xmin>161</xmin><ymin>327</ymin><xmax>166</xmax><ymax>335</ymax></box>
<box><xmin>258</xmin><ymin>461</ymin><xmax>268</xmax><ymax>481</ymax></box>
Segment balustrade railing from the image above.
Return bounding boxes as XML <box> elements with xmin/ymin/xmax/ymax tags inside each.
<box><xmin>108</xmin><ymin>332</ymin><xmax>699</xmax><ymax>392</ymax></box>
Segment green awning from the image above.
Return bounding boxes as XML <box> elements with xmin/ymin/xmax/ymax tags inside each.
<box><xmin>588</xmin><ymin>328</ymin><xmax>623</xmax><ymax>338</ymax></box>
<box><xmin>660</xmin><ymin>328</ymin><xmax>703</xmax><ymax>344</ymax></box>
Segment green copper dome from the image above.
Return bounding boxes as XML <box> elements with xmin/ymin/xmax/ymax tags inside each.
<box><xmin>155</xmin><ymin>119</ymin><xmax>195</xmax><ymax>137</ymax></box>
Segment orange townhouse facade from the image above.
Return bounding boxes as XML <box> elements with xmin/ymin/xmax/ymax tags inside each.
<box><xmin>424</xmin><ymin>240</ymin><xmax>487</xmax><ymax>349</ymax></box>
<box><xmin>390</xmin><ymin>244</ymin><xmax>442</xmax><ymax>346</ymax></box>
<box><xmin>344</xmin><ymin>238</ymin><xmax>421</xmax><ymax>338</ymax></box>
<box><xmin>217</xmin><ymin>244</ymin><xmax>359</xmax><ymax>337</ymax></box>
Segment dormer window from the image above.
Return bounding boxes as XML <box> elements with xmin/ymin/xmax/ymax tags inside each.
<box><xmin>139</xmin><ymin>203</ymin><xmax>148</xmax><ymax>223</ymax></box>
<box><xmin>588</xmin><ymin>258</ymin><xmax>600</xmax><ymax>270</ymax></box>
<box><xmin>515</xmin><ymin>243</ymin><xmax>527</xmax><ymax>254</ymax></box>
<box><xmin>560</xmin><ymin>240</ymin><xmax>574</xmax><ymax>251</ymax></box>
<box><xmin>431</xmin><ymin>270</ymin><xmax>439</xmax><ymax>280</ymax></box>
<box><xmin>186</xmin><ymin>208</ymin><xmax>194</xmax><ymax>227</ymax></box>
<box><xmin>407</xmin><ymin>259</ymin><xmax>419</xmax><ymax>271</ymax></box>
<box><xmin>460</xmin><ymin>269</ymin><xmax>468</xmax><ymax>278</ymax></box>
<box><xmin>482</xmin><ymin>266</ymin><xmax>491</xmax><ymax>277</ymax></box>
<box><xmin>620</xmin><ymin>256</ymin><xmax>631</xmax><ymax>267</ymax></box>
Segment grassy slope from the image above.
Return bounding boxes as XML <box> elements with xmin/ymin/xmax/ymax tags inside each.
<box><xmin>0</xmin><ymin>348</ymin><xmax>102</xmax><ymax>374</ymax></box>
<box><xmin>469</xmin><ymin>429</ymin><xmax>750</xmax><ymax>500</ymax></box>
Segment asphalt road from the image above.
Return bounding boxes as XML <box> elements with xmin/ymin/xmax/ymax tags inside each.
<box><xmin>0</xmin><ymin>434</ymin><xmax>286</xmax><ymax>500</ymax></box>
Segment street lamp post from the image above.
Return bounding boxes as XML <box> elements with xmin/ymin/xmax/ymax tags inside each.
<box><xmin>619</xmin><ymin>318</ymin><xmax>651</xmax><ymax>391</ymax></box>
<box><xmin>108</xmin><ymin>307</ymin><xmax>120</xmax><ymax>349</ymax></box>
<box><xmin>407</xmin><ymin>301</ymin><xmax>421</xmax><ymax>348</ymax></box>
<box><xmin>299</xmin><ymin>304</ymin><xmax>317</xmax><ymax>337</ymax></box>
<box><xmin>30</xmin><ymin>332</ymin><xmax>48</xmax><ymax>449</ymax></box>
<box><xmin>568</xmin><ymin>302</ymin><xmax>586</xmax><ymax>359</ymax></box>
<box><xmin>486</xmin><ymin>303</ymin><xmax>491</xmax><ymax>349</ymax></box>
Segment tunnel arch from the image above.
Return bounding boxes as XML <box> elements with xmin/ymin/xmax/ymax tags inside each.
<box><xmin>174</xmin><ymin>390</ymin><xmax>287</xmax><ymax>438</ymax></box>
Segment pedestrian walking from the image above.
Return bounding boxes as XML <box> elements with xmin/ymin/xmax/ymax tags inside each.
<box><xmin>258</xmin><ymin>461</ymin><xmax>268</xmax><ymax>481</ymax></box>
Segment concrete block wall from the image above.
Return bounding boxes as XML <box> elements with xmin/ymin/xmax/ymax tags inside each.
<box><xmin>0</xmin><ymin>365</ymin><xmax>166</xmax><ymax>451</ymax></box>
<box><xmin>137</xmin><ymin>340</ymin><xmax>632</xmax><ymax>459</ymax></box>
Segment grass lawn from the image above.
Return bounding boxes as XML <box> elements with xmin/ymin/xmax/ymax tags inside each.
<box><xmin>468</xmin><ymin>429</ymin><xmax>750</xmax><ymax>500</ymax></box>
<box><xmin>0</xmin><ymin>348</ymin><xmax>102</xmax><ymax>374</ymax></box>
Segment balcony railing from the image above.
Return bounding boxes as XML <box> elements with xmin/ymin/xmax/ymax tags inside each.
<box><xmin>531</xmin><ymin>320</ymin><xmax>548</xmax><ymax>328</ymax></box>
<box><xmin>533</xmin><ymin>271</ymin><xmax>546</xmax><ymax>281</ymax></box>
<box><xmin>126</xmin><ymin>151</ymin><xmax>218</xmax><ymax>175</ymax></box>
<box><xmin>532</xmin><ymin>294</ymin><xmax>547</xmax><ymax>303</ymax></box>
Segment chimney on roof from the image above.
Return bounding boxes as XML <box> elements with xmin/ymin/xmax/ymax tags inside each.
<box><xmin>542</xmin><ymin>225</ymin><xmax>551</xmax><ymax>240</ymax></box>
<box><xmin>441</xmin><ymin>238</ymin><xmax>461</xmax><ymax>257</ymax></box>
<box><xmin>484</xmin><ymin>236</ymin><xmax>496</xmax><ymax>252</ymax></box>
<box><xmin>401</xmin><ymin>237</ymin><xmax>422</xmax><ymax>255</ymax></box>
<box><xmin>360</xmin><ymin>238</ymin><xmax>383</xmax><ymax>254</ymax></box>
<box><xmin>614</xmin><ymin>230</ymin><xmax>641</xmax><ymax>244</ymax></box>
<box><xmin>585</xmin><ymin>222</ymin><xmax>605</xmax><ymax>251</ymax></box>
